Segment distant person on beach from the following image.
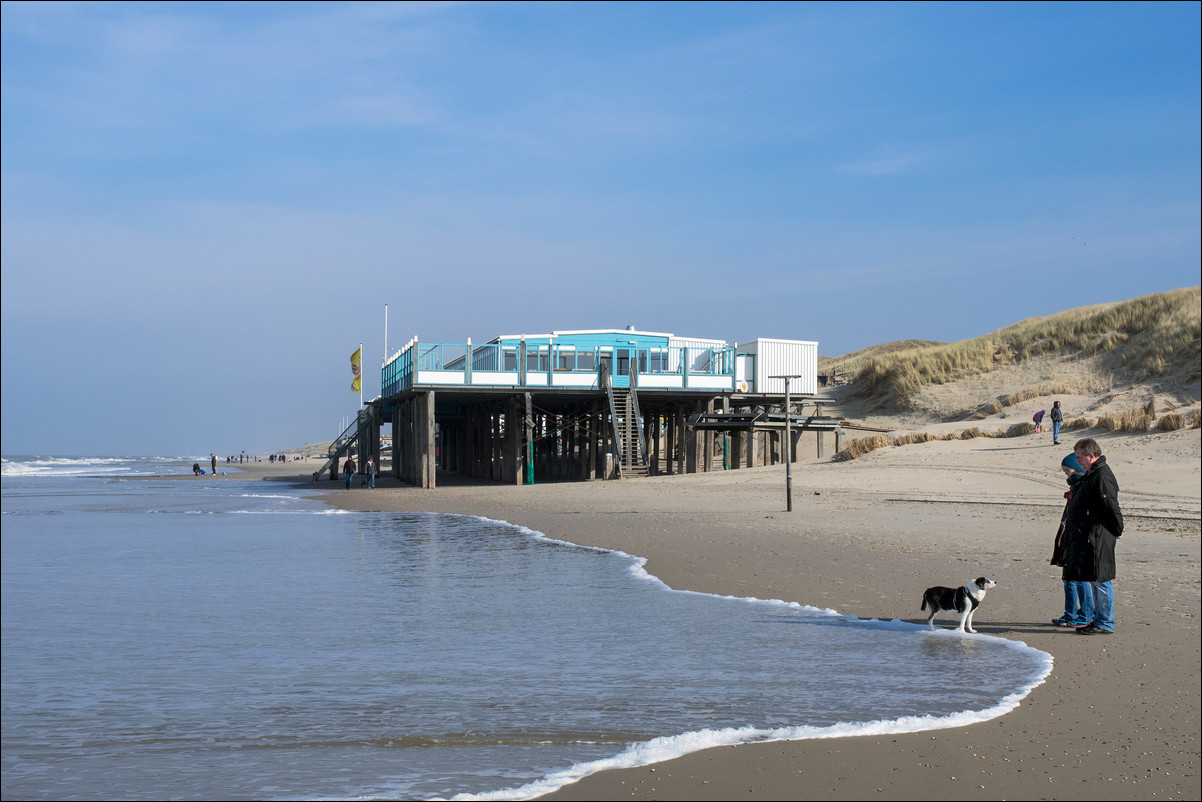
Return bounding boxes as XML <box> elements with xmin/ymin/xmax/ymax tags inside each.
<box><xmin>1050</xmin><ymin>400</ymin><xmax>1063</xmax><ymax>445</ymax></box>
<box><xmin>365</xmin><ymin>456</ymin><xmax>376</xmax><ymax>489</ymax></box>
<box><xmin>1051</xmin><ymin>452</ymin><xmax>1092</xmax><ymax>627</ymax></box>
<box><xmin>344</xmin><ymin>455</ymin><xmax>356</xmax><ymax>490</ymax></box>
<box><xmin>211</xmin><ymin>453</ymin><xmax>217</xmax><ymax>475</ymax></box>
<box><xmin>1062</xmin><ymin>438</ymin><xmax>1125</xmax><ymax>635</ymax></box>
<box><xmin>1032</xmin><ymin>409</ymin><xmax>1045</xmax><ymax>433</ymax></box>
<box><xmin>192</xmin><ymin>462</ymin><xmax>201</xmax><ymax>476</ymax></box>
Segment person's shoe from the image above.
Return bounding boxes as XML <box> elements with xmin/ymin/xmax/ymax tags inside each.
<box><xmin>1076</xmin><ymin>625</ymin><xmax>1112</xmax><ymax>635</ymax></box>
<box><xmin>1051</xmin><ymin>616</ymin><xmax>1074</xmax><ymax>627</ymax></box>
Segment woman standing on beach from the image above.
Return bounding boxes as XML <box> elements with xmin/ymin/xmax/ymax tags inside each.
<box><xmin>1051</xmin><ymin>452</ymin><xmax>1091</xmax><ymax>627</ymax></box>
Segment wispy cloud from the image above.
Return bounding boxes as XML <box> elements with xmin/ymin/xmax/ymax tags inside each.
<box><xmin>833</xmin><ymin>151</ymin><xmax>930</xmax><ymax>177</ymax></box>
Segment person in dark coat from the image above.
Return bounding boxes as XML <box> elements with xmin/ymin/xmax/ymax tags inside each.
<box><xmin>1050</xmin><ymin>400</ymin><xmax>1064</xmax><ymax>445</ymax></box>
<box><xmin>1051</xmin><ymin>452</ymin><xmax>1092</xmax><ymax>627</ymax></box>
<box><xmin>1062</xmin><ymin>438</ymin><xmax>1124</xmax><ymax>635</ymax></box>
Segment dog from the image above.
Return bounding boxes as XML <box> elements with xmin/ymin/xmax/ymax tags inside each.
<box><xmin>920</xmin><ymin>577</ymin><xmax>996</xmax><ymax>633</ymax></box>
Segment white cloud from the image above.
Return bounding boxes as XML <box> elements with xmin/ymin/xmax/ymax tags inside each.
<box><xmin>833</xmin><ymin>152</ymin><xmax>928</xmax><ymax>177</ymax></box>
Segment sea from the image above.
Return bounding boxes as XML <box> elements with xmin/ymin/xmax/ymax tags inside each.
<box><xmin>1</xmin><ymin>455</ymin><xmax>1053</xmax><ymax>801</ymax></box>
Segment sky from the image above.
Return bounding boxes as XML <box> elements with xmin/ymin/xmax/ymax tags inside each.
<box><xmin>2</xmin><ymin>1</ymin><xmax>1199</xmax><ymax>457</ymax></box>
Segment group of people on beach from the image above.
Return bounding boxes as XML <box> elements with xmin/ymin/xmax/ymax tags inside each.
<box><xmin>191</xmin><ymin>454</ymin><xmax>220</xmax><ymax>476</ymax></box>
<box><xmin>1032</xmin><ymin>399</ymin><xmax>1065</xmax><ymax>444</ymax></box>
<box><xmin>1050</xmin><ymin>435</ymin><xmax>1124</xmax><ymax>635</ymax></box>
<box><xmin>343</xmin><ymin>454</ymin><xmax>376</xmax><ymax>489</ymax></box>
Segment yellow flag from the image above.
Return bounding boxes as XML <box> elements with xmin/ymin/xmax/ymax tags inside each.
<box><xmin>350</xmin><ymin>347</ymin><xmax>362</xmax><ymax>393</ymax></box>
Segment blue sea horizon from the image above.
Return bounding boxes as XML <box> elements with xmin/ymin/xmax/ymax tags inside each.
<box><xmin>1</xmin><ymin>456</ymin><xmax>1051</xmax><ymax>801</ymax></box>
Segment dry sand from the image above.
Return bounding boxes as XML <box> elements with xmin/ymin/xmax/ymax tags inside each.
<box><xmin>234</xmin><ymin>419</ymin><xmax>1201</xmax><ymax>801</ymax></box>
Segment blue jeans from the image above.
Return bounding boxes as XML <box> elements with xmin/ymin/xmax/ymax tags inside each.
<box><xmin>367</xmin><ymin>472</ymin><xmax>375</xmax><ymax>489</ymax></box>
<box><xmin>345</xmin><ymin>472</ymin><xmax>352</xmax><ymax>489</ymax></box>
<box><xmin>1090</xmin><ymin>580</ymin><xmax>1115</xmax><ymax>631</ymax></box>
<box><xmin>1053</xmin><ymin>420</ymin><xmax>1062</xmax><ymax>443</ymax></box>
<box><xmin>1063</xmin><ymin>580</ymin><xmax>1094</xmax><ymax>625</ymax></box>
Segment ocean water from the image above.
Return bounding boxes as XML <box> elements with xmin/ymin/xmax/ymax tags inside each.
<box><xmin>1</xmin><ymin>456</ymin><xmax>1053</xmax><ymax>801</ymax></box>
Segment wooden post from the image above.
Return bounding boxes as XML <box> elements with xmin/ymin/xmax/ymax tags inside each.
<box><xmin>816</xmin><ymin>403</ymin><xmax>824</xmax><ymax>460</ymax></box>
<box><xmin>426</xmin><ymin>391</ymin><xmax>437</xmax><ymax>488</ymax></box>
<box><xmin>524</xmin><ymin>392</ymin><xmax>534</xmax><ymax>484</ymax></box>
<box><xmin>394</xmin><ymin>399</ymin><xmax>403</xmax><ymax>480</ymax></box>
<box><xmin>507</xmin><ymin>396</ymin><xmax>521</xmax><ymax>484</ymax></box>
<box><xmin>651</xmin><ymin>412</ymin><xmax>660</xmax><ymax>475</ymax></box>
<box><xmin>685</xmin><ymin>402</ymin><xmax>699</xmax><ymax>474</ymax></box>
<box><xmin>585</xmin><ymin>408</ymin><xmax>596</xmax><ymax>480</ymax></box>
<box><xmin>676</xmin><ymin>405</ymin><xmax>688</xmax><ymax>473</ymax></box>
<box><xmin>668</xmin><ymin>406</ymin><xmax>676</xmax><ymax>473</ymax></box>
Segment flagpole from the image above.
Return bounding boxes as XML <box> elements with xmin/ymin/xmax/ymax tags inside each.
<box><xmin>384</xmin><ymin>303</ymin><xmax>389</xmax><ymax>368</ymax></box>
<box><xmin>359</xmin><ymin>341</ymin><xmax>364</xmax><ymax>410</ymax></box>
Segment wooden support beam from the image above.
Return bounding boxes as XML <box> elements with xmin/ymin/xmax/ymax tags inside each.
<box><xmin>507</xmin><ymin>396</ymin><xmax>521</xmax><ymax>485</ymax></box>
<box><xmin>524</xmin><ymin>392</ymin><xmax>533</xmax><ymax>484</ymax></box>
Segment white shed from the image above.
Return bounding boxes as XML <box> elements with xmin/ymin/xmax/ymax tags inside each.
<box><xmin>735</xmin><ymin>338</ymin><xmax>819</xmax><ymax>395</ymax></box>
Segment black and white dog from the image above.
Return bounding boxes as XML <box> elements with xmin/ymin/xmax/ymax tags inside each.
<box><xmin>920</xmin><ymin>577</ymin><xmax>996</xmax><ymax>633</ymax></box>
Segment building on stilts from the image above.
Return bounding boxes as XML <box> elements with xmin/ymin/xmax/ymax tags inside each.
<box><xmin>317</xmin><ymin>328</ymin><xmax>841</xmax><ymax>487</ymax></box>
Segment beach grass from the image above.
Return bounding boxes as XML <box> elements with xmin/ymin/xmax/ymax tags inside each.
<box><xmin>848</xmin><ymin>286</ymin><xmax>1201</xmax><ymax>411</ymax></box>
<box><xmin>833</xmin><ymin>403</ymin><xmax>1196</xmax><ymax>461</ymax></box>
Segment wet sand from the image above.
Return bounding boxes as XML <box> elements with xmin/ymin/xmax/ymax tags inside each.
<box><xmin>238</xmin><ymin>429</ymin><xmax>1200</xmax><ymax>800</ymax></box>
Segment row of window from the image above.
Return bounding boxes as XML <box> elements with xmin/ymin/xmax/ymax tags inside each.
<box><xmin>472</xmin><ymin>346</ymin><xmax>723</xmax><ymax>375</ymax></box>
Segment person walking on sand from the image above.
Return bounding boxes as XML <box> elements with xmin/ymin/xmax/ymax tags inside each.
<box><xmin>344</xmin><ymin>455</ymin><xmax>356</xmax><ymax>490</ymax></box>
<box><xmin>1050</xmin><ymin>400</ymin><xmax>1064</xmax><ymax>445</ymax></box>
<box><xmin>1062</xmin><ymin>438</ymin><xmax>1125</xmax><ymax>635</ymax></box>
<box><xmin>365</xmin><ymin>455</ymin><xmax>376</xmax><ymax>489</ymax></box>
<box><xmin>1050</xmin><ymin>452</ymin><xmax>1092</xmax><ymax>627</ymax></box>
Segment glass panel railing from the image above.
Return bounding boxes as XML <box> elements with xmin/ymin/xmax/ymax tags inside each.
<box><xmin>384</xmin><ymin>342</ymin><xmax>735</xmax><ymax>392</ymax></box>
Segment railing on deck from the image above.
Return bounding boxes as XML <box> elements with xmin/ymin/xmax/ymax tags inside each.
<box><xmin>382</xmin><ymin>340</ymin><xmax>736</xmax><ymax>397</ymax></box>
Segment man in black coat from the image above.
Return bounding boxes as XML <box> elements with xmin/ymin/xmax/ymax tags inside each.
<box><xmin>1063</xmin><ymin>437</ymin><xmax>1125</xmax><ymax>635</ymax></box>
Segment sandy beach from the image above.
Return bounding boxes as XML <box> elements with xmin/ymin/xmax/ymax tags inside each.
<box><xmin>230</xmin><ymin>423</ymin><xmax>1201</xmax><ymax>801</ymax></box>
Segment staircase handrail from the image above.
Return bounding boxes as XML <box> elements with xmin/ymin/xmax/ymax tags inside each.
<box><xmin>314</xmin><ymin>410</ymin><xmax>367</xmax><ymax>481</ymax></box>
<box><xmin>600</xmin><ymin>363</ymin><xmax>624</xmax><ymax>477</ymax></box>
<box><xmin>628</xmin><ymin>365</ymin><xmax>648</xmax><ymax>466</ymax></box>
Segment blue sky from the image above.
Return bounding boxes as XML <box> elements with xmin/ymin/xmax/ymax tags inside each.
<box><xmin>2</xmin><ymin>1</ymin><xmax>1199</xmax><ymax>457</ymax></box>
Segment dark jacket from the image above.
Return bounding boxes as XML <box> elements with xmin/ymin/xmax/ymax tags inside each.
<box><xmin>1050</xmin><ymin>471</ymin><xmax>1086</xmax><ymax>566</ymax></box>
<box><xmin>1062</xmin><ymin>456</ymin><xmax>1124</xmax><ymax>582</ymax></box>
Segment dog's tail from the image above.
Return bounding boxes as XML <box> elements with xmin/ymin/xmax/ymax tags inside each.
<box><xmin>919</xmin><ymin>594</ymin><xmax>928</xmax><ymax>612</ymax></box>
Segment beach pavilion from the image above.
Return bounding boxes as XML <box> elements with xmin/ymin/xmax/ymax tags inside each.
<box><xmin>320</xmin><ymin>328</ymin><xmax>839</xmax><ymax>488</ymax></box>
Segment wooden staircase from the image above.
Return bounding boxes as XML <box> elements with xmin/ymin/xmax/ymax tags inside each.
<box><xmin>605</xmin><ymin>383</ymin><xmax>649</xmax><ymax>478</ymax></box>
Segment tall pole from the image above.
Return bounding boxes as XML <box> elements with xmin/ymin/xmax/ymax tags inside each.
<box><xmin>384</xmin><ymin>303</ymin><xmax>389</xmax><ymax>366</ymax></box>
<box><xmin>784</xmin><ymin>378</ymin><xmax>792</xmax><ymax>511</ymax></box>
<box><xmin>359</xmin><ymin>341</ymin><xmax>364</xmax><ymax>410</ymax></box>
<box><xmin>771</xmin><ymin>374</ymin><xmax>803</xmax><ymax>512</ymax></box>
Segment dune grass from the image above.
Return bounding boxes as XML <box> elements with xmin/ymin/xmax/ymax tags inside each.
<box><xmin>833</xmin><ymin>402</ymin><xmax>1200</xmax><ymax>461</ymax></box>
<box><xmin>835</xmin><ymin>425</ymin><xmax>1005</xmax><ymax>461</ymax></box>
<box><xmin>1156</xmin><ymin>410</ymin><xmax>1202</xmax><ymax>431</ymax></box>
<box><xmin>817</xmin><ymin>340</ymin><xmax>944</xmax><ymax>377</ymax></box>
<box><xmin>849</xmin><ymin>287</ymin><xmax>1200</xmax><ymax>411</ymax></box>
